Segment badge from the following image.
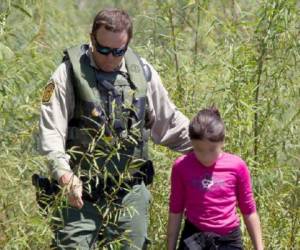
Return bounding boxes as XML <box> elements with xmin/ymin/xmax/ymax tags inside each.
<box><xmin>91</xmin><ymin>107</ymin><xmax>100</xmax><ymax>117</ymax></box>
<box><xmin>42</xmin><ymin>80</ymin><xmax>55</xmax><ymax>103</ymax></box>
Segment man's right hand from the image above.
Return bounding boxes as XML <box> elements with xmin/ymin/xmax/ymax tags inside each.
<box><xmin>59</xmin><ymin>172</ymin><xmax>84</xmax><ymax>209</ymax></box>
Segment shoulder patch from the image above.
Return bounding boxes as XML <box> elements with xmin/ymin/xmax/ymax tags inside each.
<box><xmin>42</xmin><ymin>80</ymin><xmax>55</xmax><ymax>103</ymax></box>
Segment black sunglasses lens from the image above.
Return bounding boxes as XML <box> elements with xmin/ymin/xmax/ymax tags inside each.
<box><xmin>112</xmin><ymin>48</ymin><xmax>127</xmax><ymax>57</ymax></box>
<box><xmin>95</xmin><ymin>38</ymin><xmax>127</xmax><ymax>57</ymax></box>
<box><xmin>97</xmin><ymin>46</ymin><xmax>111</xmax><ymax>55</ymax></box>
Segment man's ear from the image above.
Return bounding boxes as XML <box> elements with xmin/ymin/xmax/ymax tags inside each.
<box><xmin>89</xmin><ymin>33</ymin><xmax>94</xmax><ymax>43</ymax></box>
<box><xmin>89</xmin><ymin>34</ymin><xmax>95</xmax><ymax>53</ymax></box>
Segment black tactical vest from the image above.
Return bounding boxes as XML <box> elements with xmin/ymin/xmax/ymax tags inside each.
<box><xmin>64</xmin><ymin>45</ymin><xmax>150</xmax><ymax>179</ymax></box>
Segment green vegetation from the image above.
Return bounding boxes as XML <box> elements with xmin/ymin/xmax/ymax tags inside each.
<box><xmin>0</xmin><ymin>0</ymin><xmax>299</xmax><ymax>249</ymax></box>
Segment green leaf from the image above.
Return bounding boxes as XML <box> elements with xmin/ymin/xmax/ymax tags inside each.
<box><xmin>0</xmin><ymin>42</ymin><xmax>14</xmax><ymax>60</ymax></box>
<box><xmin>11</xmin><ymin>4</ymin><xmax>32</xmax><ymax>18</ymax></box>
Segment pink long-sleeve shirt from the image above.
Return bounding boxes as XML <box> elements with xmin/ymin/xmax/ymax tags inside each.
<box><xmin>169</xmin><ymin>152</ymin><xmax>256</xmax><ymax>235</ymax></box>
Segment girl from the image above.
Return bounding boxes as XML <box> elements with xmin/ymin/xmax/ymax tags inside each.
<box><xmin>167</xmin><ymin>108</ymin><xmax>263</xmax><ymax>250</ymax></box>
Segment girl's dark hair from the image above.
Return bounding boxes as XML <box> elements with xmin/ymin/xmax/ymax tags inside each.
<box><xmin>189</xmin><ymin>107</ymin><xmax>225</xmax><ymax>142</ymax></box>
<box><xmin>91</xmin><ymin>8</ymin><xmax>133</xmax><ymax>43</ymax></box>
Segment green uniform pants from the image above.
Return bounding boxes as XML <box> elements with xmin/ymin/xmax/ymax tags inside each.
<box><xmin>52</xmin><ymin>182</ymin><xmax>151</xmax><ymax>249</ymax></box>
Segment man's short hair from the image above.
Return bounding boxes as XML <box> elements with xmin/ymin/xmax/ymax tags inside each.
<box><xmin>91</xmin><ymin>8</ymin><xmax>133</xmax><ymax>43</ymax></box>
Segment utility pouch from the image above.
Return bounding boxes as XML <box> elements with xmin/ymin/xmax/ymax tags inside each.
<box><xmin>80</xmin><ymin>160</ymin><xmax>155</xmax><ymax>203</ymax></box>
<box><xmin>132</xmin><ymin>160</ymin><xmax>155</xmax><ymax>186</ymax></box>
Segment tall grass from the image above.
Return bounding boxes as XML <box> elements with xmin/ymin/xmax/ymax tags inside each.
<box><xmin>0</xmin><ymin>0</ymin><xmax>299</xmax><ymax>249</ymax></box>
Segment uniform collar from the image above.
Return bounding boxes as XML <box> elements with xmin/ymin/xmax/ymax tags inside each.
<box><xmin>87</xmin><ymin>43</ymin><xmax>127</xmax><ymax>73</ymax></box>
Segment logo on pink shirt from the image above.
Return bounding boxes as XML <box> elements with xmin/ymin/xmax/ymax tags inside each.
<box><xmin>192</xmin><ymin>175</ymin><xmax>226</xmax><ymax>191</ymax></box>
<box><xmin>201</xmin><ymin>177</ymin><xmax>214</xmax><ymax>189</ymax></box>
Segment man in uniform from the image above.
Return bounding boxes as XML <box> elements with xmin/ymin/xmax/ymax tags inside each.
<box><xmin>39</xmin><ymin>8</ymin><xmax>191</xmax><ymax>249</ymax></box>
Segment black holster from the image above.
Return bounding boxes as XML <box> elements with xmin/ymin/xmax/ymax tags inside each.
<box><xmin>131</xmin><ymin>160</ymin><xmax>155</xmax><ymax>186</ymax></box>
<box><xmin>32</xmin><ymin>174</ymin><xmax>60</xmax><ymax>211</ymax></box>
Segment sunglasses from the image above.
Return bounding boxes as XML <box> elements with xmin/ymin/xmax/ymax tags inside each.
<box><xmin>94</xmin><ymin>37</ymin><xmax>127</xmax><ymax>57</ymax></box>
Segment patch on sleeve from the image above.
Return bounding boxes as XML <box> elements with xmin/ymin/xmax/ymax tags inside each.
<box><xmin>42</xmin><ymin>80</ymin><xmax>55</xmax><ymax>103</ymax></box>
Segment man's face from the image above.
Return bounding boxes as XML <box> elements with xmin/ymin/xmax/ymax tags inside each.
<box><xmin>192</xmin><ymin>139</ymin><xmax>224</xmax><ymax>167</ymax></box>
<box><xmin>91</xmin><ymin>26</ymin><xmax>128</xmax><ymax>72</ymax></box>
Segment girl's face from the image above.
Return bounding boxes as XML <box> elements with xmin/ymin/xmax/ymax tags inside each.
<box><xmin>191</xmin><ymin>139</ymin><xmax>224</xmax><ymax>167</ymax></box>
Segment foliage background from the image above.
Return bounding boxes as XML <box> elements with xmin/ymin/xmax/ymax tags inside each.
<box><xmin>0</xmin><ymin>0</ymin><xmax>299</xmax><ymax>249</ymax></box>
